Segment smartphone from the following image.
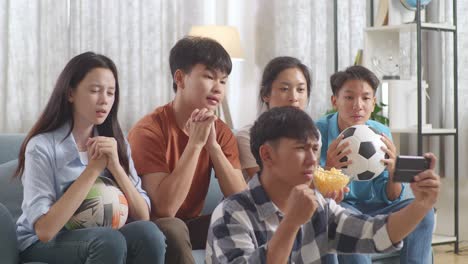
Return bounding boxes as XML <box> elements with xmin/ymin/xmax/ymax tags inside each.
<box><xmin>393</xmin><ymin>155</ymin><xmax>431</xmax><ymax>183</ymax></box>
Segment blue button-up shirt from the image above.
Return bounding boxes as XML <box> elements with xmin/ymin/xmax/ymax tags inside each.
<box><xmin>206</xmin><ymin>174</ymin><xmax>401</xmax><ymax>264</ymax></box>
<box><xmin>16</xmin><ymin>123</ymin><xmax>150</xmax><ymax>251</ymax></box>
<box><xmin>316</xmin><ymin>113</ymin><xmax>404</xmax><ymax>209</ymax></box>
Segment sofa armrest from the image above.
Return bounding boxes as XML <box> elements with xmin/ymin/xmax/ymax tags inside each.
<box><xmin>0</xmin><ymin>160</ymin><xmax>24</xmax><ymax>222</ymax></box>
<box><xmin>0</xmin><ymin>202</ymin><xmax>19</xmax><ymax>264</ymax></box>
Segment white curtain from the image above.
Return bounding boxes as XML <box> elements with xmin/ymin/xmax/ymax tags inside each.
<box><xmin>418</xmin><ymin>0</ymin><xmax>468</xmax><ymax>238</ymax></box>
<box><xmin>421</xmin><ymin>0</ymin><xmax>467</xmax><ymax>180</ymax></box>
<box><xmin>0</xmin><ymin>0</ymin><xmax>365</xmax><ymax>132</ymax></box>
<box><xmin>458</xmin><ymin>1</ymin><xmax>468</xmax><ymax>179</ymax></box>
<box><xmin>0</xmin><ymin>0</ymin><xmax>208</xmax><ymax>132</ymax></box>
<box><xmin>227</xmin><ymin>0</ymin><xmax>366</xmax><ymax>127</ymax></box>
<box><xmin>2</xmin><ymin>0</ymin><xmax>467</xmax><ymax>182</ymax></box>
<box><xmin>427</xmin><ymin>1</ymin><xmax>453</xmax><ymax>177</ymax></box>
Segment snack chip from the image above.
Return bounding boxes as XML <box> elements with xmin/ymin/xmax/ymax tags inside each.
<box><xmin>313</xmin><ymin>167</ymin><xmax>350</xmax><ymax>194</ymax></box>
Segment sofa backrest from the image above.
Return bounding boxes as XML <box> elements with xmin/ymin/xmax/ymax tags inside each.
<box><xmin>0</xmin><ymin>134</ymin><xmax>25</xmax><ymax>221</ymax></box>
<box><xmin>202</xmin><ymin>172</ymin><xmax>223</xmax><ymax>215</ymax></box>
<box><xmin>0</xmin><ymin>134</ymin><xmax>25</xmax><ymax>164</ymax></box>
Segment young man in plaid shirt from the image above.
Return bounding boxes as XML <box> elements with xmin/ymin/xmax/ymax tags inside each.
<box><xmin>206</xmin><ymin>106</ymin><xmax>440</xmax><ymax>264</ymax></box>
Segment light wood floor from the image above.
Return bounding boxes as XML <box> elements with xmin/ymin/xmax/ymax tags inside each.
<box><xmin>434</xmin><ymin>244</ymin><xmax>468</xmax><ymax>263</ymax></box>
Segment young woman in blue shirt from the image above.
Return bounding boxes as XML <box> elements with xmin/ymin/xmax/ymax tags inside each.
<box><xmin>14</xmin><ymin>52</ymin><xmax>166</xmax><ymax>264</ymax></box>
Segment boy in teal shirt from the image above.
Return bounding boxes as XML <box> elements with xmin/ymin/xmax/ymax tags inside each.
<box><xmin>316</xmin><ymin>65</ymin><xmax>434</xmax><ymax>264</ymax></box>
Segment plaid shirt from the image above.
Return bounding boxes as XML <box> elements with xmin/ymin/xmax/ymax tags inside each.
<box><xmin>206</xmin><ymin>175</ymin><xmax>402</xmax><ymax>264</ymax></box>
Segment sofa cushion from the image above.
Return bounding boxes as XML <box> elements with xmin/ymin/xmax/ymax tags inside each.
<box><xmin>192</xmin><ymin>249</ymin><xmax>205</xmax><ymax>264</ymax></box>
<box><xmin>201</xmin><ymin>171</ymin><xmax>224</xmax><ymax>215</ymax></box>
<box><xmin>0</xmin><ymin>159</ymin><xmax>23</xmax><ymax>222</ymax></box>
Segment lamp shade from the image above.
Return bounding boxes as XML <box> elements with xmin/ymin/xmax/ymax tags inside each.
<box><xmin>189</xmin><ymin>25</ymin><xmax>244</xmax><ymax>59</ymax></box>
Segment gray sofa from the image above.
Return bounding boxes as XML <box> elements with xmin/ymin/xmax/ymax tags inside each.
<box><xmin>0</xmin><ymin>133</ymin><xmax>218</xmax><ymax>264</ymax></box>
<box><xmin>0</xmin><ymin>133</ymin><xmax>407</xmax><ymax>264</ymax></box>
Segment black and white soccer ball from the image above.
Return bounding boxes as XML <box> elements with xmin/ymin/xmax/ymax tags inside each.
<box><xmin>337</xmin><ymin>125</ymin><xmax>388</xmax><ymax>181</ymax></box>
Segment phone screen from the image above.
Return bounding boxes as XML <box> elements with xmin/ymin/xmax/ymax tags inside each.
<box><xmin>397</xmin><ymin>156</ymin><xmax>429</xmax><ymax>171</ymax></box>
<box><xmin>393</xmin><ymin>155</ymin><xmax>430</xmax><ymax>182</ymax></box>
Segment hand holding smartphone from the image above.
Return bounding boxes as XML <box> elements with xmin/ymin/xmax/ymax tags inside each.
<box><xmin>393</xmin><ymin>155</ymin><xmax>431</xmax><ymax>182</ymax></box>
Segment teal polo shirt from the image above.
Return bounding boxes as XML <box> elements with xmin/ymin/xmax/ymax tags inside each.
<box><xmin>315</xmin><ymin>113</ymin><xmax>405</xmax><ymax>208</ymax></box>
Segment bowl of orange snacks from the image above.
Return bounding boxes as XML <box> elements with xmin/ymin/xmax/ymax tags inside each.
<box><xmin>313</xmin><ymin>167</ymin><xmax>350</xmax><ymax>194</ymax></box>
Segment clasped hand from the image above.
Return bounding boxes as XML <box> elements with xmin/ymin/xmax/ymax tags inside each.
<box><xmin>185</xmin><ymin>108</ymin><xmax>218</xmax><ymax>150</ymax></box>
<box><xmin>86</xmin><ymin>136</ymin><xmax>120</xmax><ymax>172</ymax></box>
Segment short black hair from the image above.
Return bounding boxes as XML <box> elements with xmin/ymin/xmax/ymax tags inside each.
<box><xmin>330</xmin><ymin>65</ymin><xmax>380</xmax><ymax>95</ymax></box>
<box><xmin>169</xmin><ymin>36</ymin><xmax>232</xmax><ymax>92</ymax></box>
<box><xmin>250</xmin><ymin>106</ymin><xmax>319</xmax><ymax>171</ymax></box>
<box><xmin>259</xmin><ymin>56</ymin><xmax>312</xmax><ymax>107</ymax></box>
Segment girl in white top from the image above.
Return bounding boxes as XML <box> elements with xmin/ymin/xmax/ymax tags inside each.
<box><xmin>237</xmin><ymin>56</ymin><xmax>321</xmax><ymax>178</ymax></box>
<box><xmin>235</xmin><ymin>56</ymin><xmax>348</xmax><ymax>264</ymax></box>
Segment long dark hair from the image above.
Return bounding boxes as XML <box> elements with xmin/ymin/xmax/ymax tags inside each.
<box><xmin>259</xmin><ymin>56</ymin><xmax>312</xmax><ymax>108</ymax></box>
<box><xmin>14</xmin><ymin>52</ymin><xmax>129</xmax><ymax>177</ymax></box>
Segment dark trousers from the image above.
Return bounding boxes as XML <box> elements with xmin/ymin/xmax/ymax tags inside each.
<box><xmin>154</xmin><ymin>215</ymin><xmax>211</xmax><ymax>264</ymax></box>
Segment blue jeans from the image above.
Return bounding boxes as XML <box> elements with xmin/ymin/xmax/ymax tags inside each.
<box><xmin>337</xmin><ymin>199</ymin><xmax>434</xmax><ymax>264</ymax></box>
<box><xmin>20</xmin><ymin>221</ymin><xmax>166</xmax><ymax>264</ymax></box>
